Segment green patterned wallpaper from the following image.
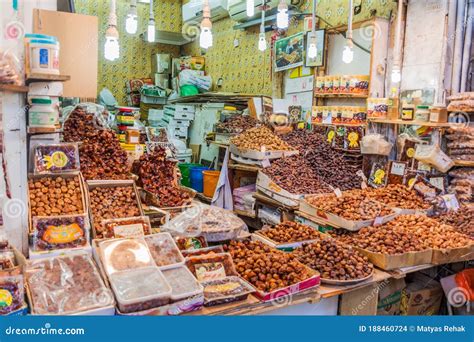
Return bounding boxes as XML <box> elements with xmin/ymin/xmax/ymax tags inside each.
<box><xmin>182</xmin><ymin>0</ymin><xmax>396</xmax><ymax>96</ymax></box>
<box><xmin>74</xmin><ymin>0</ymin><xmax>182</xmax><ymax>105</ymax></box>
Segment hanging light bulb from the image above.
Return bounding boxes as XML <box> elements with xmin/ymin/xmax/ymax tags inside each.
<box><xmin>200</xmin><ymin>0</ymin><xmax>213</xmax><ymax>49</ymax></box>
<box><xmin>307</xmin><ymin>0</ymin><xmax>318</xmax><ymax>59</ymax></box>
<box><xmin>104</xmin><ymin>0</ymin><xmax>119</xmax><ymax>61</ymax></box>
<box><xmin>342</xmin><ymin>0</ymin><xmax>353</xmax><ymax>64</ymax></box>
<box><xmin>247</xmin><ymin>0</ymin><xmax>255</xmax><ymax>17</ymax></box>
<box><xmin>125</xmin><ymin>0</ymin><xmax>138</xmax><ymax>34</ymax></box>
<box><xmin>276</xmin><ymin>0</ymin><xmax>289</xmax><ymax>29</ymax></box>
<box><xmin>147</xmin><ymin>0</ymin><xmax>155</xmax><ymax>42</ymax></box>
<box><xmin>391</xmin><ymin>67</ymin><xmax>401</xmax><ymax>83</ymax></box>
<box><xmin>257</xmin><ymin>2</ymin><xmax>267</xmax><ymax>51</ymax></box>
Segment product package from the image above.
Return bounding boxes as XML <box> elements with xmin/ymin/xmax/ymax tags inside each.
<box><xmin>368</xmin><ymin>162</ymin><xmax>389</xmax><ymax>188</ymax></box>
<box><xmin>34</xmin><ymin>143</ymin><xmax>80</xmax><ymax>174</ymax></box>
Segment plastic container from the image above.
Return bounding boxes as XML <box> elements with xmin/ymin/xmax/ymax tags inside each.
<box><xmin>162</xmin><ymin>266</ymin><xmax>203</xmax><ymax>301</ymax></box>
<box><xmin>178</xmin><ymin>163</ymin><xmax>202</xmax><ymax>187</ymax></box>
<box><xmin>100</xmin><ymin>216</ymin><xmax>152</xmax><ymax>240</ymax></box>
<box><xmin>201</xmin><ymin>276</ymin><xmax>255</xmax><ymax>307</ymax></box>
<box><xmin>109</xmin><ymin>267</ymin><xmax>171</xmax><ymax>313</ymax></box>
<box><xmin>185</xmin><ymin>253</ymin><xmax>238</xmax><ymax>282</ymax></box>
<box><xmin>203</xmin><ymin>170</ymin><xmax>220</xmax><ymax>198</ymax></box>
<box><xmin>414</xmin><ymin>144</ymin><xmax>455</xmax><ymax>173</ymax></box>
<box><xmin>29</xmin><ymin>98</ymin><xmax>58</xmax><ymax>127</ymax></box>
<box><xmin>116</xmin><ymin>108</ymin><xmax>135</xmax><ymax>127</ymax></box>
<box><xmin>34</xmin><ymin>143</ymin><xmax>80</xmax><ymax>174</ymax></box>
<box><xmin>414</xmin><ymin>105</ymin><xmax>430</xmax><ymax>122</ymax></box>
<box><xmin>29</xmin><ymin>38</ymin><xmax>60</xmax><ymax>75</ymax></box>
<box><xmin>190</xmin><ymin>166</ymin><xmax>210</xmax><ymax>193</ymax></box>
<box><xmin>144</xmin><ymin>233</ymin><xmax>185</xmax><ymax>270</ymax></box>
<box><xmin>401</xmin><ymin>104</ymin><xmax>415</xmax><ymax>121</ymax></box>
<box><xmin>99</xmin><ymin>238</ymin><xmax>155</xmax><ymax>275</ymax></box>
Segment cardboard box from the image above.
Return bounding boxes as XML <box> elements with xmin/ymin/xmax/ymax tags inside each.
<box><xmin>377</xmin><ymin>278</ymin><xmax>406</xmax><ymax>315</ymax></box>
<box><xmin>400</xmin><ymin>273</ymin><xmax>443</xmax><ymax>315</ymax></box>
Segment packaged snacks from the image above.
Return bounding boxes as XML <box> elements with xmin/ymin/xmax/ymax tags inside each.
<box><xmin>360</xmin><ymin>134</ymin><xmax>393</xmax><ymax>156</ymax></box>
<box><xmin>0</xmin><ymin>251</ymin><xmax>15</xmax><ymax>270</ymax></box>
<box><xmin>367</xmin><ymin>98</ymin><xmax>389</xmax><ymax>119</ymax></box>
<box><xmin>0</xmin><ymin>275</ymin><xmax>24</xmax><ymax>315</ymax></box>
<box><xmin>109</xmin><ymin>267</ymin><xmax>171</xmax><ymax>313</ymax></box>
<box><xmin>315</xmin><ymin>76</ymin><xmax>325</xmax><ymax>94</ymax></box>
<box><xmin>201</xmin><ymin>276</ymin><xmax>254</xmax><ymax>307</ymax></box>
<box><xmin>186</xmin><ymin>253</ymin><xmax>237</xmax><ymax>282</ymax></box>
<box><xmin>175</xmin><ymin>236</ymin><xmax>208</xmax><ymax>251</ymax></box>
<box><xmin>368</xmin><ymin>162</ymin><xmax>389</xmax><ymax>188</ymax></box>
<box><xmin>387</xmin><ymin>161</ymin><xmax>408</xmax><ymax>184</ymax></box>
<box><xmin>162</xmin><ymin>266</ymin><xmax>203</xmax><ymax>301</ymax></box>
<box><xmin>146</xmin><ymin>127</ymin><xmax>169</xmax><ymax>143</ymax></box>
<box><xmin>31</xmin><ymin>215</ymin><xmax>89</xmax><ymax>251</ymax></box>
<box><xmin>344</xmin><ymin>126</ymin><xmax>363</xmax><ymax>151</ymax></box>
<box><xmin>34</xmin><ymin>143</ymin><xmax>80</xmax><ymax>174</ymax></box>
<box><xmin>99</xmin><ymin>238</ymin><xmax>154</xmax><ymax>275</ymax></box>
<box><xmin>100</xmin><ymin>216</ymin><xmax>151</xmax><ymax>240</ymax></box>
<box><xmin>323</xmin><ymin>76</ymin><xmax>333</xmax><ymax>93</ymax></box>
<box><xmin>144</xmin><ymin>233</ymin><xmax>184</xmax><ymax>269</ymax></box>
<box><xmin>26</xmin><ymin>253</ymin><xmax>114</xmax><ymax>315</ymax></box>
<box><xmin>414</xmin><ymin>144</ymin><xmax>454</xmax><ymax>173</ymax></box>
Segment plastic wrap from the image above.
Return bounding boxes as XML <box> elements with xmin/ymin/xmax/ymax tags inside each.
<box><xmin>26</xmin><ymin>253</ymin><xmax>114</xmax><ymax>315</ymax></box>
<box><xmin>162</xmin><ymin>266</ymin><xmax>203</xmax><ymax>301</ymax></box>
<box><xmin>144</xmin><ymin>233</ymin><xmax>184</xmax><ymax>270</ymax></box>
<box><xmin>0</xmin><ymin>251</ymin><xmax>15</xmax><ymax>270</ymax></box>
<box><xmin>146</xmin><ymin>127</ymin><xmax>169</xmax><ymax>143</ymax></box>
<box><xmin>163</xmin><ymin>204</ymin><xmax>248</xmax><ymax>242</ymax></box>
<box><xmin>181</xmin><ymin>246</ymin><xmax>225</xmax><ymax>258</ymax></box>
<box><xmin>34</xmin><ymin>143</ymin><xmax>80</xmax><ymax>174</ymax></box>
<box><xmin>186</xmin><ymin>253</ymin><xmax>237</xmax><ymax>282</ymax></box>
<box><xmin>360</xmin><ymin>134</ymin><xmax>393</xmax><ymax>156</ymax></box>
<box><xmin>31</xmin><ymin>215</ymin><xmax>89</xmax><ymax>251</ymax></box>
<box><xmin>175</xmin><ymin>236</ymin><xmax>208</xmax><ymax>251</ymax></box>
<box><xmin>0</xmin><ymin>275</ymin><xmax>24</xmax><ymax>315</ymax></box>
<box><xmin>109</xmin><ymin>267</ymin><xmax>171</xmax><ymax>313</ymax></box>
<box><xmin>99</xmin><ymin>238</ymin><xmax>154</xmax><ymax>275</ymax></box>
<box><xmin>201</xmin><ymin>276</ymin><xmax>254</xmax><ymax>307</ymax></box>
<box><xmin>100</xmin><ymin>216</ymin><xmax>151</xmax><ymax>240</ymax></box>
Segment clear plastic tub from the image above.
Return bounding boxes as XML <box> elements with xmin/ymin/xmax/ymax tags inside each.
<box><xmin>201</xmin><ymin>276</ymin><xmax>255</xmax><ymax>307</ymax></box>
<box><xmin>99</xmin><ymin>238</ymin><xmax>154</xmax><ymax>275</ymax></box>
<box><xmin>109</xmin><ymin>266</ymin><xmax>171</xmax><ymax>313</ymax></box>
<box><xmin>144</xmin><ymin>233</ymin><xmax>185</xmax><ymax>270</ymax></box>
<box><xmin>162</xmin><ymin>266</ymin><xmax>203</xmax><ymax>301</ymax></box>
<box><xmin>185</xmin><ymin>253</ymin><xmax>237</xmax><ymax>282</ymax></box>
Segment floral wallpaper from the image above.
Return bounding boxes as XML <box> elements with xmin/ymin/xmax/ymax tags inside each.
<box><xmin>182</xmin><ymin>0</ymin><xmax>396</xmax><ymax>96</ymax></box>
<box><xmin>74</xmin><ymin>0</ymin><xmax>181</xmax><ymax>105</ymax></box>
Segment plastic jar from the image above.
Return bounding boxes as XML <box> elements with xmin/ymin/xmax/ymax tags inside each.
<box><xmin>401</xmin><ymin>104</ymin><xmax>415</xmax><ymax>121</ymax></box>
<box><xmin>29</xmin><ymin>38</ymin><xmax>60</xmax><ymax>75</ymax></box>
<box><xmin>415</xmin><ymin>105</ymin><xmax>430</xmax><ymax>122</ymax></box>
<box><xmin>29</xmin><ymin>98</ymin><xmax>59</xmax><ymax>128</ymax></box>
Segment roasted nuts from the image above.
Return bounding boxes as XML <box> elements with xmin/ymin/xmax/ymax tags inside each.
<box><xmin>436</xmin><ymin>206</ymin><xmax>474</xmax><ymax>239</ymax></box>
<box><xmin>259</xmin><ymin>221</ymin><xmax>321</xmax><ymax>243</ymax></box>
<box><xmin>293</xmin><ymin>237</ymin><xmax>373</xmax><ymax>280</ymax></box>
<box><xmin>365</xmin><ymin>184</ymin><xmax>431</xmax><ymax>210</ymax></box>
<box><xmin>89</xmin><ymin>186</ymin><xmax>141</xmax><ymax>234</ymax></box>
<box><xmin>226</xmin><ymin>240</ymin><xmax>313</xmax><ymax>293</ymax></box>
<box><xmin>230</xmin><ymin>126</ymin><xmax>293</xmax><ymax>151</ymax></box>
<box><xmin>28</xmin><ymin>176</ymin><xmax>84</xmax><ymax>216</ymax></box>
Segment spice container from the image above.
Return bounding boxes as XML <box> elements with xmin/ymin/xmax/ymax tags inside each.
<box><xmin>414</xmin><ymin>105</ymin><xmax>430</xmax><ymax>122</ymax></box>
<box><xmin>162</xmin><ymin>266</ymin><xmax>203</xmax><ymax>301</ymax></box>
<box><xmin>144</xmin><ymin>233</ymin><xmax>184</xmax><ymax>270</ymax></box>
<box><xmin>99</xmin><ymin>238</ymin><xmax>154</xmax><ymax>275</ymax></box>
<box><xmin>201</xmin><ymin>276</ymin><xmax>255</xmax><ymax>307</ymax></box>
<box><xmin>401</xmin><ymin>103</ymin><xmax>415</xmax><ymax>121</ymax></box>
<box><xmin>109</xmin><ymin>267</ymin><xmax>171</xmax><ymax>313</ymax></box>
<box><xmin>34</xmin><ymin>143</ymin><xmax>80</xmax><ymax>174</ymax></box>
<box><xmin>28</xmin><ymin>98</ymin><xmax>58</xmax><ymax>128</ymax></box>
<box><xmin>31</xmin><ymin>215</ymin><xmax>89</xmax><ymax>251</ymax></box>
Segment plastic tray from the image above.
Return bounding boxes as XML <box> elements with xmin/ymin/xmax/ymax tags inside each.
<box><xmin>185</xmin><ymin>253</ymin><xmax>238</xmax><ymax>282</ymax></box>
<box><xmin>99</xmin><ymin>238</ymin><xmax>155</xmax><ymax>275</ymax></box>
<box><xmin>100</xmin><ymin>216</ymin><xmax>152</xmax><ymax>240</ymax></box>
<box><xmin>162</xmin><ymin>266</ymin><xmax>203</xmax><ymax>301</ymax></box>
<box><xmin>201</xmin><ymin>276</ymin><xmax>255</xmax><ymax>307</ymax></box>
<box><xmin>144</xmin><ymin>233</ymin><xmax>185</xmax><ymax>270</ymax></box>
<box><xmin>109</xmin><ymin>266</ymin><xmax>171</xmax><ymax>314</ymax></box>
<box><xmin>182</xmin><ymin>245</ymin><xmax>225</xmax><ymax>258</ymax></box>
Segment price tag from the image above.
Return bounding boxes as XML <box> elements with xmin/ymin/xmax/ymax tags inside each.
<box><xmin>390</xmin><ymin>162</ymin><xmax>406</xmax><ymax>176</ymax></box>
<box><xmin>373</xmin><ymin>216</ymin><xmax>384</xmax><ymax>226</ymax></box>
<box><xmin>441</xmin><ymin>194</ymin><xmax>460</xmax><ymax>211</ymax></box>
<box><xmin>357</xmin><ymin>170</ymin><xmax>368</xmax><ymax>189</ymax></box>
<box><xmin>334</xmin><ymin>188</ymin><xmax>343</xmax><ymax>198</ymax></box>
<box><xmin>261</xmin><ymin>158</ymin><xmax>271</xmax><ymax>168</ymax></box>
<box><xmin>429</xmin><ymin>177</ymin><xmax>445</xmax><ymax>192</ymax></box>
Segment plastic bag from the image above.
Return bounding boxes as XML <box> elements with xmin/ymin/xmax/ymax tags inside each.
<box><xmin>0</xmin><ymin>274</ymin><xmax>24</xmax><ymax>315</ymax></box>
<box><xmin>179</xmin><ymin>70</ymin><xmax>212</xmax><ymax>92</ymax></box>
<box><xmin>26</xmin><ymin>252</ymin><xmax>114</xmax><ymax>315</ymax></box>
<box><xmin>162</xmin><ymin>203</ymin><xmax>248</xmax><ymax>242</ymax></box>
<box><xmin>414</xmin><ymin>144</ymin><xmax>454</xmax><ymax>173</ymax></box>
<box><xmin>34</xmin><ymin>143</ymin><xmax>80</xmax><ymax>174</ymax></box>
<box><xmin>360</xmin><ymin>133</ymin><xmax>393</xmax><ymax>155</ymax></box>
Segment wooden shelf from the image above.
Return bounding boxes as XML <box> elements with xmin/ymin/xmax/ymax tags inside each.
<box><xmin>233</xmin><ymin>209</ymin><xmax>256</xmax><ymax>219</ymax></box>
<box><xmin>454</xmin><ymin>160</ymin><xmax>474</xmax><ymax>167</ymax></box>
<box><xmin>26</xmin><ymin>74</ymin><xmax>70</xmax><ymax>84</ymax></box>
<box><xmin>0</xmin><ymin>84</ymin><xmax>29</xmax><ymax>93</ymax></box>
<box><xmin>368</xmin><ymin>118</ymin><xmax>454</xmax><ymax>127</ymax></box>
<box><xmin>315</xmin><ymin>93</ymin><xmax>368</xmax><ymax>99</ymax></box>
<box><xmin>27</xmin><ymin>127</ymin><xmax>62</xmax><ymax>134</ymax></box>
<box><xmin>312</xmin><ymin>121</ymin><xmax>367</xmax><ymax>127</ymax></box>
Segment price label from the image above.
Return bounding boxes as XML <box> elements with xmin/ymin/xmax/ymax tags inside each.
<box><xmin>390</xmin><ymin>162</ymin><xmax>406</xmax><ymax>176</ymax></box>
<box><xmin>334</xmin><ymin>188</ymin><xmax>343</xmax><ymax>198</ymax></box>
<box><xmin>373</xmin><ymin>216</ymin><xmax>384</xmax><ymax>226</ymax></box>
<box><xmin>441</xmin><ymin>194</ymin><xmax>460</xmax><ymax>211</ymax></box>
<box><xmin>429</xmin><ymin>177</ymin><xmax>445</xmax><ymax>192</ymax></box>
<box><xmin>261</xmin><ymin>158</ymin><xmax>271</xmax><ymax>168</ymax></box>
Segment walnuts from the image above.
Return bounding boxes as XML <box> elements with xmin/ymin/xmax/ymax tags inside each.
<box><xmin>226</xmin><ymin>240</ymin><xmax>312</xmax><ymax>293</ymax></box>
<box><xmin>28</xmin><ymin>176</ymin><xmax>84</xmax><ymax>216</ymax></box>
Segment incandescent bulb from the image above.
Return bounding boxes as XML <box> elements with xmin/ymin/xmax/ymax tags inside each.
<box><xmin>342</xmin><ymin>45</ymin><xmax>353</xmax><ymax>64</ymax></box>
<box><xmin>147</xmin><ymin>20</ymin><xmax>155</xmax><ymax>42</ymax></box>
<box><xmin>200</xmin><ymin>27</ymin><xmax>213</xmax><ymax>49</ymax></box>
<box><xmin>104</xmin><ymin>36</ymin><xmax>120</xmax><ymax>61</ymax></box>
<box><xmin>125</xmin><ymin>14</ymin><xmax>138</xmax><ymax>34</ymax></box>
<box><xmin>391</xmin><ymin>68</ymin><xmax>401</xmax><ymax>83</ymax></box>
<box><xmin>247</xmin><ymin>0</ymin><xmax>255</xmax><ymax>17</ymax></box>
<box><xmin>258</xmin><ymin>32</ymin><xmax>267</xmax><ymax>51</ymax></box>
<box><xmin>277</xmin><ymin>9</ymin><xmax>289</xmax><ymax>29</ymax></box>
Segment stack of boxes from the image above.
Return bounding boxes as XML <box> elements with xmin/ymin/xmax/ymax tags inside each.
<box><xmin>162</xmin><ymin>104</ymin><xmax>195</xmax><ymax>141</ymax></box>
<box><xmin>152</xmin><ymin>54</ymin><xmax>171</xmax><ymax>90</ymax></box>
